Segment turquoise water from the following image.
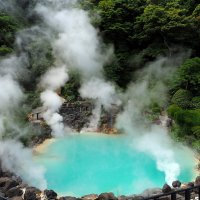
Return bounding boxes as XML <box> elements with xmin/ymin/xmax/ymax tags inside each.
<box><xmin>34</xmin><ymin>133</ymin><xmax>195</xmax><ymax>197</ymax></box>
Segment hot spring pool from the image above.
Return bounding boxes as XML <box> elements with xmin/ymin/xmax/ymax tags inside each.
<box><xmin>34</xmin><ymin>133</ymin><xmax>196</xmax><ymax>197</ymax></box>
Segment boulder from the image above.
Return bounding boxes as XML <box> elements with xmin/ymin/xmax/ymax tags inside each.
<box><xmin>44</xmin><ymin>189</ymin><xmax>57</xmax><ymax>199</ymax></box>
<box><xmin>5</xmin><ymin>186</ymin><xmax>23</xmax><ymax>198</ymax></box>
<box><xmin>24</xmin><ymin>190</ymin><xmax>37</xmax><ymax>200</ymax></box>
<box><xmin>195</xmin><ymin>176</ymin><xmax>200</xmax><ymax>186</ymax></box>
<box><xmin>59</xmin><ymin>197</ymin><xmax>80</xmax><ymax>200</ymax></box>
<box><xmin>118</xmin><ymin>195</ymin><xmax>128</xmax><ymax>200</ymax></box>
<box><xmin>0</xmin><ymin>177</ymin><xmax>19</xmax><ymax>192</ymax></box>
<box><xmin>24</xmin><ymin>187</ymin><xmax>40</xmax><ymax>200</ymax></box>
<box><xmin>172</xmin><ymin>180</ymin><xmax>181</xmax><ymax>188</ymax></box>
<box><xmin>81</xmin><ymin>194</ymin><xmax>98</xmax><ymax>200</ymax></box>
<box><xmin>162</xmin><ymin>184</ymin><xmax>172</xmax><ymax>193</ymax></box>
<box><xmin>140</xmin><ymin>188</ymin><xmax>162</xmax><ymax>198</ymax></box>
<box><xmin>96</xmin><ymin>192</ymin><xmax>117</xmax><ymax>200</ymax></box>
<box><xmin>187</xmin><ymin>182</ymin><xmax>194</xmax><ymax>187</ymax></box>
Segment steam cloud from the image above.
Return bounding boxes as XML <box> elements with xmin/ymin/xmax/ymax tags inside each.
<box><xmin>35</xmin><ymin>0</ymin><xmax>119</xmax><ymax>130</ymax></box>
<box><xmin>116</xmin><ymin>56</ymin><xmax>193</xmax><ymax>185</ymax></box>
<box><xmin>40</xmin><ymin>66</ymin><xmax>69</xmax><ymax>137</ymax></box>
<box><xmin>0</xmin><ymin>55</ymin><xmax>47</xmax><ymax>189</ymax></box>
<box><xmin>0</xmin><ymin>140</ymin><xmax>46</xmax><ymax>189</ymax></box>
<box><xmin>0</xmin><ymin>0</ymin><xmax>195</xmax><ymax>193</ymax></box>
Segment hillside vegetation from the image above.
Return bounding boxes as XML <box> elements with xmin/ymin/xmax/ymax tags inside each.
<box><xmin>0</xmin><ymin>0</ymin><xmax>200</xmax><ymax>149</ymax></box>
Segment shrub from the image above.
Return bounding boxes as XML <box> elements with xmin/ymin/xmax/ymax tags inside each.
<box><xmin>171</xmin><ymin>89</ymin><xmax>192</xmax><ymax>108</ymax></box>
<box><xmin>167</xmin><ymin>104</ymin><xmax>182</xmax><ymax>118</ymax></box>
<box><xmin>191</xmin><ymin>96</ymin><xmax>200</xmax><ymax>109</ymax></box>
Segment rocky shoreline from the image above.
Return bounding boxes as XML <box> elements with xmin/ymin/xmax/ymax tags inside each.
<box><xmin>1</xmin><ymin>169</ymin><xmax>200</xmax><ymax>200</ymax></box>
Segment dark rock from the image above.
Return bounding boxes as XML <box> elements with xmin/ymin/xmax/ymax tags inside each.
<box><xmin>5</xmin><ymin>186</ymin><xmax>23</xmax><ymax>198</ymax></box>
<box><xmin>195</xmin><ymin>176</ymin><xmax>200</xmax><ymax>186</ymax></box>
<box><xmin>140</xmin><ymin>188</ymin><xmax>162</xmax><ymax>198</ymax></box>
<box><xmin>128</xmin><ymin>195</ymin><xmax>144</xmax><ymax>200</ymax></box>
<box><xmin>162</xmin><ymin>184</ymin><xmax>172</xmax><ymax>193</ymax></box>
<box><xmin>44</xmin><ymin>189</ymin><xmax>57</xmax><ymax>199</ymax></box>
<box><xmin>0</xmin><ymin>177</ymin><xmax>19</xmax><ymax>192</ymax></box>
<box><xmin>172</xmin><ymin>180</ymin><xmax>181</xmax><ymax>188</ymax></box>
<box><xmin>187</xmin><ymin>182</ymin><xmax>194</xmax><ymax>187</ymax></box>
<box><xmin>127</xmin><ymin>196</ymin><xmax>144</xmax><ymax>200</ymax></box>
<box><xmin>24</xmin><ymin>187</ymin><xmax>40</xmax><ymax>200</ymax></box>
<box><xmin>59</xmin><ymin>197</ymin><xmax>80</xmax><ymax>200</ymax></box>
<box><xmin>96</xmin><ymin>192</ymin><xmax>117</xmax><ymax>200</ymax></box>
<box><xmin>118</xmin><ymin>195</ymin><xmax>128</xmax><ymax>200</ymax></box>
<box><xmin>81</xmin><ymin>194</ymin><xmax>98</xmax><ymax>200</ymax></box>
<box><xmin>24</xmin><ymin>190</ymin><xmax>37</xmax><ymax>200</ymax></box>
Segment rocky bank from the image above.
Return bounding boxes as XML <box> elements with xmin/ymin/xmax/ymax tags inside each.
<box><xmin>1</xmin><ymin>166</ymin><xmax>200</xmax><ymax>200</ymax></box>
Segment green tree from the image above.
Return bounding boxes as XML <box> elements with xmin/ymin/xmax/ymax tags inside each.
<box><xmin>0</xmin><ymin>13</ymin><xmax>20</xmax><ymax>55</ymax></box>
<box><xmin>172</xmin><ymin>57</ymin><xmax>200</xmax><ymax>96</ymax></box>
<box><xmin>134</xmin><ymin>2</ymin><xmax>197</xmax><ymax>50</ymax></box>
<box><xmin>171</xmin><ymin>89</ymin><xmax>192</xmax><ymax>109</ymax></box>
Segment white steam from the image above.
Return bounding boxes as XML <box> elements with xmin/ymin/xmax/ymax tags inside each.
<box><xmin>40</xmin><ymin>66</ymin><xmax>69</xmax><ymax>137</ymax></box>
<box><xmin>0</xmin><ymin>55</ymin><xmax>47</xmax><ymax>189</ymax></box>
<box><xmin>36</xmin><ymin>1</ymin><xmax>118</xmax><ymax>130</ymax></box>
<box><xmin>79</xmin><ymin>77</ymin><xmax>121</xmax><ymax>110</ymax></box>
<box><xmin>116</xmin><ymin>56</ymin><xmax>192</xmax><ymax>185</ymax></box>
<box><xmin>135</xmin><ymin>127</ymin><xmax>180</xmax><ymax>184</ymax></box>
<box><xmin>0</xmin><ymin>140</ymin><xmax>47</xmax><ymax>190</ymax></box>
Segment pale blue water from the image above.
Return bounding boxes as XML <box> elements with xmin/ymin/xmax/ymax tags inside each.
<box><xmin>34</xmin><ymin>133</ymin><xmax>195</xmax><ymax>197</ymax></box>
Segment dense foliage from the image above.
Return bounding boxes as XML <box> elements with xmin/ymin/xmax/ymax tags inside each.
<box><xmin>0</xmin><ymin>0</ymin><xmax>200</xmax><ymax>149</ymax></box>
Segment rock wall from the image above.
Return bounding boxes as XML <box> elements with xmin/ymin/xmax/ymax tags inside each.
<box><xmin>1</xmin><ymin>166</ymin><xmax>200</xmax><ymax>200</ymax></box>
<box><xmin>59</xmin><ymin>101</ymin><xmax>119</xmax><ymax>133</ymax></box>
<box><xmin>59</xmin><ymin>101</ymin><xmax>93</xmax><ymax>131</ymax></box>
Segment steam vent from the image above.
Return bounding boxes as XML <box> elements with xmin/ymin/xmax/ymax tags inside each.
<box><xmin>0</xmin><ymin>0</ymin><xmax>200</xmax><ymax>199</ymax></box>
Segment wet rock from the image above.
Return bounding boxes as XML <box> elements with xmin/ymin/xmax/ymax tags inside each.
<box><xmin>81</xmin><ymin>194</ymin><xmax>98</xmax><ymax>200</ymax></box>
<box><xmin>118</xmin><ymin>195</ymin><xmax>128</xmax><ymax>200</ymax></box>
<box><xmin>172</xmin><ymin>180</ymin><xmax>181</xmax><ymax>188</ymax></box>
<box><xmin>162</xmin><ymin>184</ymin><xmax>172</xmax><ymax>193</ymax></box>
<box><xmin>5</xmin><ymin>186</ymin><xmax>23</xmax><ymax>198</ymax></box>
<box><xmin>44</xmin><ymin>189</ymin><xmax>57</xmax><ymax>199</ymax></box>
<box><xmin>96</xmin><ymin>192</ymin><xmax>117</xmax><ymax>200</ymax></box>
<box><xmin>140</xmin><ymin>188</ymin><xmax>162</xmax><ymax>198</ymax></box>
<box><xmin>24</xmin><ymin>190</ymin><xmax>37</xmax><ymax>200</ymax></box>
<box><xmin>187</xmin><ymin>182</ymin><xmax>194</xmax><ymax>188</ymax></box>
<box><xmin>0</xmin><ymin>177</ymin><xmax>19</xmax><ymax>192</ymax></box>
<box><xmin>127</xmin><ymin>196</ymin><xmax>144</xmax><ymax>200</ymax></box>
<box><xmin>195</xmin><ymin>176</ymin><xmax>200</xmax><ymax>186</ymax></box>
<box><xmin>58</xmin><ymin>197</ymin><xmax>79</xmax><ymax>200</ymax></box>
<box><xmin>24</xmin><ymin>187</ymin><xmax>40</xmax><ymax>200</ymax></box>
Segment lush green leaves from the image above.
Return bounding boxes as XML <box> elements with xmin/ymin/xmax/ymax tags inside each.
<box><xmin>171</xmin><ymin>89</ymin><xmax>192</xmax><ymax>108</ymax></box>
<box><xmin>172</xmin><ymin>57</ymin><xmax>200</xmax><ymax>96</ymax></box>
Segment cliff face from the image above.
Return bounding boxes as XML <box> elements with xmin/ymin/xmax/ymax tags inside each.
<box><xmin>59</xmin><ymin>101</ymin><xmax>119</xmax><ymax>133</ymax></box>
<box><xmin>59</xmin><ymin>101</ymin><xmax>93</xmax><ymax>131</ymax></box>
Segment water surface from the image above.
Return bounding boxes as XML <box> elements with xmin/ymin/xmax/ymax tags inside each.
<box><xmin>34</xmin><ymin>133</ymin><xmax>195</xmax><ymax>197</ymax></box>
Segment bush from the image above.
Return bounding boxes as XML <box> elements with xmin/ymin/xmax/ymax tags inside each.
<box><xmin>171</xmin><ymin>89</ymin><xmax>192</xmax><ymax>108</ymax></box>
<box><xmin>172</xmin><ymin>58</ymin><xmax>200</xmax><ymax>96</ymax></box>
<box><xmin>174</xmin><ymin>109</ymin><xmax>200</xmax><ymax>127</ymax></box>
<box><xmin>167</xmin><ymin>104</ymin><xmax>182</xmax><ymax>118</ymax></box>
<box><xmin>191</xmin><ymin>96</ymin><xmax>200</xmax><ymax>109</ymax></box>
<box><xmin>0</xmin><ymin>45</ymin><xmax>12</xmax><ymax>56</ymax></box>
<box><xmin>192</xmin><ymin>126</ymin><xmax>200</xmax><ymax>138</ymax></box>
